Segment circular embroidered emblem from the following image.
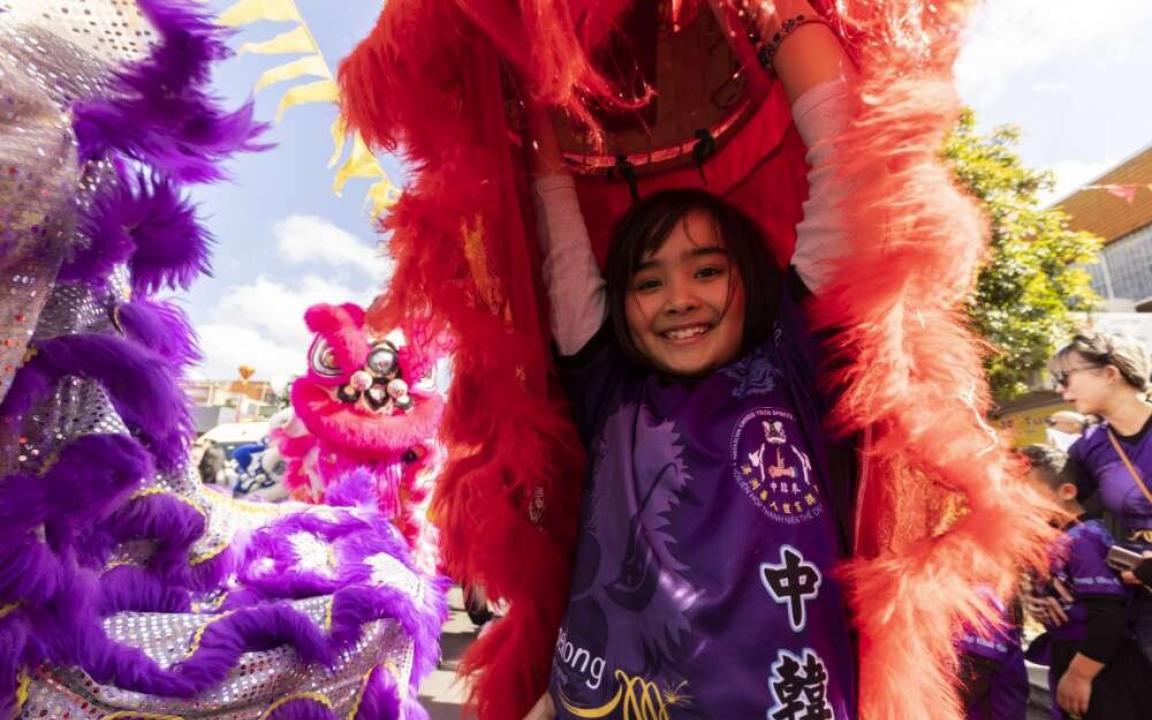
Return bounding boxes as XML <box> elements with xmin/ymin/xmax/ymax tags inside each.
<box><xmin>730</xmin><ymin>407</ymin><xmax>823</xmax><ymax>524</ymax></box>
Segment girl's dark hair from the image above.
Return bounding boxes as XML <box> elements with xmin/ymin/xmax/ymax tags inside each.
<box><xmin>1019</xmin><ymin>443</ymin><xmax>1069</xmax><ymax>490</ymax></box>
<box><xmin>604</xmin><ymin>188</ymin><xmax>781</xmax><ymax>366</ymax></box>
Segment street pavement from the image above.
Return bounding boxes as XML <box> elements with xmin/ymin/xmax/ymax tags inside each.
<box><xmin>419</xmin><ymin>587</ymin><xmax>475</xmax><ymax>719</ymax></box>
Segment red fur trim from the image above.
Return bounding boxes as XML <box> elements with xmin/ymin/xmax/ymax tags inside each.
<box><xmin>808</xmin><ymin>2</ymin><xmax>1059</xmax><ymax>718</ymax></box>
<box><xmin>340</xmin><ymin>2</ymin><xmax>1058</xmax><ymax>719</ymax></box>
<box><xmin>342</xmin><ymin>7</ymin><xmax>589</xmax><ymax>716</ymax></box>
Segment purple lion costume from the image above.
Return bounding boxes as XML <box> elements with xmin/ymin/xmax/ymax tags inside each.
<box><xmin>0</xmin><ymin>2</ymin><xmax>446</xmax><ymax>718</ymax></box>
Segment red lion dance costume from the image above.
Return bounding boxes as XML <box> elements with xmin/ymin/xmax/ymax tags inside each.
<box><xmin>340</xmin><ymin>1</ymin><xmax>1055</xmax><ymax>718</ymax></box>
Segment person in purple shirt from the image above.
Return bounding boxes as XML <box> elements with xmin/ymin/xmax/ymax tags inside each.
<box><xmin>1049</xmin><ymin>332</ymin><xmax>1152</xmax><ymax>663</ymax></box>
<box><xmin>955</xmin><ymin>592</ymin><xmax>1028</xmax><ymax>720</ymax></box>
<box><xmin>520</xmin><ymin>3</ymin><xmax>858</xmax><ymax>718</ymax></box>
<box><xmin>1019</xmin><ymin>444</ymin><xmax>1152</xmax><ymax>720</ymax></box>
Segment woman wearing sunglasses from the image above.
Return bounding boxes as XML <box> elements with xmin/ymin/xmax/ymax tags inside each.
<box><xmin>1048</xmin><ymin>332</ymin><xmax>1152</xmax><ymax>671</ymax></box>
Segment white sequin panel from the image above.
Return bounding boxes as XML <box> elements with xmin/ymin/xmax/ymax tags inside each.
<box><xmin>366</xmin><ymin>551</ymin><xmax>424</xmax><ymax>601</ymax></box>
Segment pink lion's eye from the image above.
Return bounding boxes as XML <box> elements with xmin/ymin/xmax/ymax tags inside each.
<box><xmin>308</xmin><ymin>338</ymin><xmax>341</xmax><ymax>377</ymax></box>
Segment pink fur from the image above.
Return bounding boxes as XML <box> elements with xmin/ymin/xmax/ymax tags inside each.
<box><xmin>273</xmin><ymin>303</ymin><xmax>447</xmax><ymax>573</ymax></box>
<box><xmin>304</xmin><ymin>303</ymin><xmax>371</xmax><ymax>375</ymax></box>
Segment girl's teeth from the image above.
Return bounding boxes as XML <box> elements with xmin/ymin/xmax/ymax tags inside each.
<box><xmin>667</xmin><ymin>326</ymin><xmax>706</xmax><ymax>340</ymax></box>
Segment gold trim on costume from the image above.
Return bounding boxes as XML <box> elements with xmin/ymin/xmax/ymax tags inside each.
<box><xmin>258</xmin><ymin>691</ymin><xmax>334</xmax><ymax>719</ymax></box>
<box><xmin>558</xmin><ymin>670</ymin><xmax>689</xmax><ymax>720</ymax></box>
<box><xmin>1127</xmin><ymin>529</ymin><xmax>1152</xmax><ymax>544</ymax></box>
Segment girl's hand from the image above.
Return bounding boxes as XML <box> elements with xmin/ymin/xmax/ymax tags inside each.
<box><xmin>1019</xmin><ymin>577</ymin><xmax>1069</xmax><ymax>626</ymax></box>
<box><xmin>743</xmin><ymin>0</ymin><xmax>847</xmax><ymax>103</ymax></box>
<box><xmin>526</xmin><ymin>102</ymin><xmax>565</xmax><ymax>177</ymax></box>
<box><xmin>521</xmin><ymin>692</ymin><xmax>556</xmax><ymax>720</ymax></box>
<box><xmin>1022</xmin><ymin>594</ymin><xmax>1069</xmax><ymax>626</ymax></box>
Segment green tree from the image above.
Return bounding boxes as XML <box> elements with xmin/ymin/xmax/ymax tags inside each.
<box><xmin>944</xmin><ymin>109</ymin><xmax>1102</xmax><ymax>401</ymax></box>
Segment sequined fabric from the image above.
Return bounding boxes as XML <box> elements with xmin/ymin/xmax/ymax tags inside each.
<box><xmin>0</xmin><ymin>3</ymin><xmax>443</xmax><ymax>717</ymax></box>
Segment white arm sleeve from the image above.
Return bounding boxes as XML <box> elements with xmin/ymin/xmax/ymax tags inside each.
<box><xmin>789</xmin><ymin>79</ymin><xmax>853</xmax><ymax>294</ymax></box>
<box><xmin>533</xmin><ymin>174</ymin><xmax>607</xmax><ymax>356</ymax></box>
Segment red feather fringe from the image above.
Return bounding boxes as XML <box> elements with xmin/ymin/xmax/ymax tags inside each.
<box><xmin>809</xmin><ymin>3</ymin><xmax>1059</xmax><ymax>718</ymax></box>
<box><xmin>339</xmin><ymin>2</ymin><xmax>1059</xmax><ymax>718</ymax></box>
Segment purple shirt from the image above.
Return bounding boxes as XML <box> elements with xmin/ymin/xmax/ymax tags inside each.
<box><xmin>1026</xmin><ymin>520</ymin><xmax>1129</xmax><ymax>719</ymax></box>
<box><xmin>1069</xmin><ymin>423</ymin><xmax>1152</xmax><ymax>551</ymax></box>
<box><xmin>1032</xmin><ymin>520</ymin><xmax>1128</xmax><ymax>645</ymax></box>
<box><xmin>548</xmin><ymin>319</ymin><xmax>856</xmax><ymax>719</ymax></box>
<box><xmin>956</xmin><ymin>596</ymin><xmax>1028</xmax><ymax>720</ymax></box>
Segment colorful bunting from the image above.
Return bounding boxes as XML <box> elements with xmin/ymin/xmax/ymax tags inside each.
<box><xmin>239</xmin><ymin>25</ymin><xmax>315</xmax><ymax>55</ymax></box>
<box><xmin>218</xmin><ymin>0</ymin><xmax>400</xmax><ymax>216</ymax></box>
<box><xmin>255</xmin><ymin>54</ymin><xmax>330</xmax><ymax>92</ymax></box>
<box><xmin>273</xmin><ymin>78</ymin><xmax>339</xmax><ymax>121</ymax></box>
<box><xmin>1081</xmin><ymin>183</ymin><xmax>1151</xmax><ymax>204</ymax></box>
<box><xmin>327</xmin><ymin>117</ymin><xmax>348</xmax><ymax>169</ymax></box>
<box><xmin>218</xmin><ymin>0</ymin><xmax>302</xmax><ymax>26</ymax></box>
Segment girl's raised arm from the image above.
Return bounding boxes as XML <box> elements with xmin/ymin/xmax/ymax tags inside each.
<box><xmin>760</xmin><ymin>1</ymin><xmax>855</xmax><ymax>294</ymax></box>
<box><xmin>527</xmin><ymin>105</ymin><xmax>608</xmax><ymax>356</ymax></box>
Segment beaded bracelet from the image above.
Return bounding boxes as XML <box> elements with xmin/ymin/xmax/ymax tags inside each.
<box><xmin>756</xmin><ymin>13</ymin><xmax>832</xmax><ymax>72</ymax></box>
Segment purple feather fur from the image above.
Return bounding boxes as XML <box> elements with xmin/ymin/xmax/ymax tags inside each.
<box><xmin>104</xmin><ymin>492</ymin><xmax>207</xmax><ymax>575</ymax></box>
<box><xmin>61</xmin><ymin>172</ymin><xmax>212</xmax><ymax>294</ymax></box>
<box><xmin>0</xmin><ymin>1</ymin><xmax>450</xmax><ymax>711</ymax></box>
<box><xmin>0</xmin><ymin>435</ymin><xmax>152</xmax><ymax>536</ymax></box>
<box><xmin>325</xmin><ymin>467</ymin><xmax>379</xmax><ymax>509</ymax></box>
<box><xmin>0</xmin><ymin>334</ymin><xmax>193</xmax><ymax>472</ymax></box>
<box><xmin>352</xmin><ymin>664</ymin><xmax>403</xmax><ymax>720</ymax></box>
<box><xmin>58</xmin><ymin>164</ymin><xmax>136</xmax><ymax>285</ymax></box>
<box><xmin>100</xmin><ymin>565</ymin><xmax>192</xmax><ymax>614</ymax></box>
<box><xmin>71</xmin><ymin>0</ymin><xmax>269</xmax><ymax>182</ymax></box>
<box><xmin>116</xmin><ymin>298</ymin><xmax>202</xmax><ymax>370</ymax></box>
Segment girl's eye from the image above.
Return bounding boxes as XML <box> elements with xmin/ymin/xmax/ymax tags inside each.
<box><xmin>634</xmin><ymin>278</ymin><xmax>661</xmax><ymax>292</ymax></box>
<box><xmin>696</xmin><ymin>265</ymin><xmax>725</xmax><ymax>279</ymax></box>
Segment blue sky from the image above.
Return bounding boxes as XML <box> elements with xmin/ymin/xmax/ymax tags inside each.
<box><xmin>189</xmin><ymin>0</ymin><xmax>1152</xmax><ymax>387</ymax></box>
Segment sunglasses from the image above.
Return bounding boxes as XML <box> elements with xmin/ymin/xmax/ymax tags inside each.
<box><xmin>1051</xmin><ymin>365</ymin><xmax>1100</xmax><ymax>387</ymax></box>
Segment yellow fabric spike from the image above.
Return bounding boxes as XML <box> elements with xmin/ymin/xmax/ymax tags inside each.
<box><xmin>327</xmin><ymin>117</ymin><xmax>348</xmax><ymax>169</ymax></box>
<box><xmin>238</xmin><ymin>25</ymin><xmax>315</xmax><ymax>55</ymax></box>
<box><xmin>332</xmin><ymin>135</ymin><xmax>384</xmax><ymax>195</ymax></box>
<box><xmin>255</xmin><ymin>55</ymin><xmax>331</xmax><ymax>93</ymax></box>
<box><xmin>274</xmin><ymin>79</ymin><xmax>339</xmax><ymax>122</ymax></box>
<box><xmin>218</xmin><ymin>0</ymin><xmax>303</xmax><ymax>26</ymax></box>
<box><xmin>366</xmin><ymin>178</ymin><xmax>401</xmax><ymax>214</ymax></box>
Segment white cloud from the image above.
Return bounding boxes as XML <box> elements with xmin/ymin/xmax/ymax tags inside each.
<box><xmin>274</xmin><ymin>214</ymin><xmax>393</xmax><ymax>282</ymax></box>
<box><xmin>194</xmin><ymin>274</ymin><xmax>377</xmax><ymax>388</ymax></box>
<box><xmin>195</xmin><ymin>322</ymin><xmax>306</xmax><ymax>390</ymax></box>
<box><xmin>191</xmin><ymin>212</ymin><xmax>391</xmax><ymax>387</ymax></box>
<box><xmin>955</xmin><ymin>0</ymin><xmax>1152</xmax><ymax>104</ymax></box>
<box><xmin>214</xmin><ymin>274</ymin><xmax>371</xmax><ymax>346</ymax></box>
<box><xmin>1042</xmin><ymin>157</ymin><xmax>1119</xmax><ymax>206</ymax></box>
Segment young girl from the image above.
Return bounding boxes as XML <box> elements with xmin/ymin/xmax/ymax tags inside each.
<box><xmin>524</xmin><ymin>4</ymin><xmax>857</xmax><ymax>717</ymax></box>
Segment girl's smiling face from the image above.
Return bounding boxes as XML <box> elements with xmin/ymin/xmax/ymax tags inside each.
<box><xmin>624</xmin><ymin>211</ymin><xmax>746</xmax><ymax>376</ymax></box>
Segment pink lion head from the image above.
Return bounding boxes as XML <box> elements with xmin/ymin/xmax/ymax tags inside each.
<box><xmin>291</xmin><ymin>302</ymin><xmax>445</xmax><ymax>457</ymax></box>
